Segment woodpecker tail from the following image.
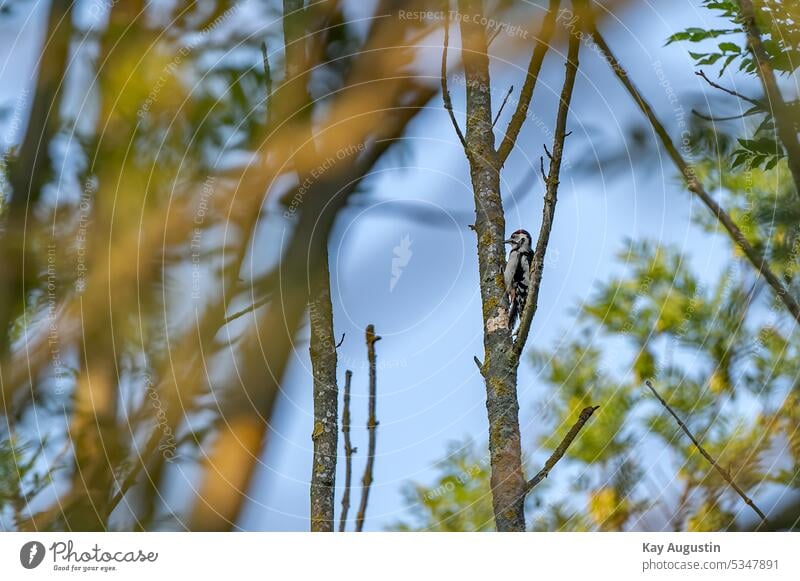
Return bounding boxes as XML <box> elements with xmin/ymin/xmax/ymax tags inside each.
<box><xmin>505</xmin><ymin>287</ymin><xmax>514</xmax><ymax>329</ymax></box>
<box><xmin>508</xmin><ymin>303</ymin><xmax>518</xmax><ymax>329</ymax></box>
<box><xmin>508</xmin><ymin>283</ymin><xmax>528</xmax><ymax>329</ymax></box>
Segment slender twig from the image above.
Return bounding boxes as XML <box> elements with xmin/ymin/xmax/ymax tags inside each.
<box><xmin>644</xmin><ymin>380</ymin><xmax>769</xmax><ymax>525</ymax></box>
<box><xmin>335</xmin><ymin>333</ymin><xmax>346</xmax><ymax>348</ymax></box>
<box><xmin>441</xmin><ymin>15</ymin><xmax>468</xmax><ymax>151</ymax></box>
<box><xmin>512</xmin><ymin>29</ymin><xmax>580</xmax><ymax>361</ymax></box>
<box><xmin>585</xmin><ymin>12</ymin><xmax>800</xmax><ymax>325</ymax></box>
<box><xmin>525</xmin><ymin>405</ymin><xmax>599</xmax><ymax>494</ymax></box>
<box><xmin>496</xmin><ymin>0</ymin><xmax>562</xmax><ymax>166</ymax></box>
<box><xmin>695</xmin><ymin>70</ymin><xmax>765</xmax><ymax>110</ymax></box>
<box><xmin>736</xmin><ymin>0</ymin><xmax>800</xmax><ymax>196</ymax></box>
<box><xmin>223</xmin><ymin>296</ymin><xmax>270</xmax><ymax>325</ymax></box>
<box><xmin>691</xmin><ymin>108</ymin><xmax>760</xmax><ymax>122</ymax></box>
<box><xmin>355</xmin><ymin>325</ymin><xmax>381</xmax><ymax>532</ymax></box>
<box><xmin>338</xmin><ymin>370</ymin><xmax>355</xmax><ymax>532</ymax></box>
<box><xmin>492</xmin><ymin>85</ymin><xmax>514</xmax><ymax>128</ymax></box>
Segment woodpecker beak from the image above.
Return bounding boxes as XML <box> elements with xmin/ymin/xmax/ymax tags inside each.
<box><xmin>504</xmin><ymin>239</ymin><xmax>514</xmax><ymax>245</ymax></box>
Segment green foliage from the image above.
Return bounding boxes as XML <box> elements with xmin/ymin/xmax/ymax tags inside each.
<box><xmin>732</xmin><ymin>136</ymin><xmax>783</xmax><ymax>170</ymax></box>
<box><xmin>688</xmin><ymin>120</ymin><xmax>800</xmax><ymax>285</ymax></box>
<box><xmin>668</xmin><ymin>1</ymin><xmax>800</xmax><ymax>172</ymax></box>
<box><xmin>668</xmin><ymin>0</ymin><xmax>800</xmax><ymax>76</ymax></box>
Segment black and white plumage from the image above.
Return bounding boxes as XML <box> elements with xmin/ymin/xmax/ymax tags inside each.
<box><xmin>504</xmin><ymin>229</ymin><xmax>533</xmax><ymax>329</ymax></box>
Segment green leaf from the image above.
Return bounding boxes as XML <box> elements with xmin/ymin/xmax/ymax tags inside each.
<box><xmin>718</xmin><ymin>42</ymin><xmax>741</xmax><ymax>53</ymax></box>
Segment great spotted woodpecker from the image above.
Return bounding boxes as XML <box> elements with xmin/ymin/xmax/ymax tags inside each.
<box><xmin>504</xmin><ymin>229</ymin><xmax>533</xmax><ymax>329</ymax></box>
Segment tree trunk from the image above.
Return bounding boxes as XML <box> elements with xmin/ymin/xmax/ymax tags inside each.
<box><xmin>458</xmin><ymin>0</ymin><xmax>526</xmax><ymax>532</ymax></box>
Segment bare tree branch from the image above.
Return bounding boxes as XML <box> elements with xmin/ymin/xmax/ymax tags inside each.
<box><xmin>496</xmin><ymin>0</ymin><xmax>562</xmax><ymax>166</ymax></box>
<box><xmin>512</xmin><ymin>29</ymin><xmax>580</xmax><ymax>362</ymax></box>
<box><xmin>492</xmin><ymin>85</ymin><xmax>514</xmax><ymax>128</ymax></box>
<box><xmin>525</xmin><ymin>405</ymin><xmax>599</xmax><ymax>494</ymax></box>
<box><xmin>644</xmin><ymin>380</ymin><xmax>769</xmax><ymax>526</ymax></box>
<box><xmin>584</xmin><ymin>11</ymin><xmax>800</xmax><ymax>325</ymax></box>
<box><xmin>338</xmin><ymin>370</ymin><xmax>355</xmax><ymax>532</ymax></box>
<box><xmin>355</xmin><ymin>325</ymin><xmax>381</xmax><ymax>532</ymax></box>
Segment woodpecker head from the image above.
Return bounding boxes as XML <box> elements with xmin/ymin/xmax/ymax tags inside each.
<box><xmin>505</xmin><ymin>229</ymin><xmax>532</xmax><ymax>252</ymax></box>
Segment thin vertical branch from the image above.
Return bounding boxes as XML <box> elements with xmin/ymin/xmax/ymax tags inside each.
<box><xmin>512</xmin><ymin>28</ymin><xmax>580</xmax><ymax>362</ymax></box>
<box><xmin>338</xmin><ymin>370</ymin><xmax>355</xmax><ymax>532</ymax></box>
<box><xmin>492</xmin><ymin>85</ymin><xmax>514</xmax><ymax>128</ymax></box>
<box><xmin>583</xmin><ymin>7</ymin><xmax>800</xmax><ymax>325</ymax></box>
<box><xmin>736</xmin><ymin>0</ymin><xmax>800</xmax><ymax>197</ymax></box>
<box><xmin>644</xmin><ymin>381</ymin><xmax>769</xmax><ymax>525</ymax></box>
<box><xmin>355</xmin><ymin>325</ymin><xmax>380</xmax><ymax>532</ymax></box>
<box><xmin>496</xmin><ymin>0</ymin><xmax>562</xmax><ymax>166</ymax></box>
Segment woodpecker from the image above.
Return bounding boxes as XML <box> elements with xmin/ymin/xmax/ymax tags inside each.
<box><xmin>504</xmin><ymin>229</ymin><xmax>533</xmax><ymax>329</ymax></box>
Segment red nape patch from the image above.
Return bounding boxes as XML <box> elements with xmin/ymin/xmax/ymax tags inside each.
<box><xmin>512</xmin><ymin>229</ymin><xmax>531</xmax><ymax>238</ymax></box>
